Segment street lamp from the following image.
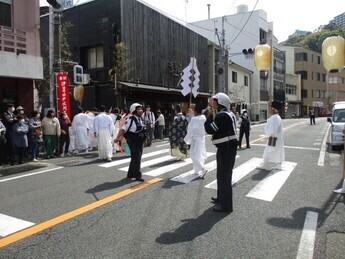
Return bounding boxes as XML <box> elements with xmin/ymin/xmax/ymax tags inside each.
<box><xmin>322</xmin><ymin>35</ymin><xmax>345</xmax><ymax>194</ymax></box>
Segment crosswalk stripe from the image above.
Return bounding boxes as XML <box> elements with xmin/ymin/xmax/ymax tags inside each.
<box><xmin>99</xmin><ymin>149</ymin><xmax>169</xmax><ymax>168</ymax></box>
<box><xmin>118</xmin><ymin>155</ymin><xmax>175</xmax><ymax>171</ymax></box>
<box><xmin>0</xmin><ymin>214</ymin><xmax>35</xmax><ymax>237</ymax></box>
<box><xmin>204</xmin><ymin>157</ymin><xmax>262</xmax><ymax>189</ymax></box>
<box><xmin>246</xmin><ymin>161</ymin><xmax>297</xmax><ymax>201</ymax></box>
<box><xmin>144</xmin><ymin>152</ymin><xmax>215</xmax><ymax>177</ymax></box>
<box><xmin>170</xmin><ymin>160</ymin><xmax>217</xmax><ymax>183</ymax></box>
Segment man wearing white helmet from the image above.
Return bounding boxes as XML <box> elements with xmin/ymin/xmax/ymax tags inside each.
<box><xmin>114</xmin><ymin>103</ymin><xmax>146</xmax><ymax>182</ymax></box>
<box><xmin>204</xmin><ymin>92</ymin><xmax>238</xmax><ymax>213</ymax></box>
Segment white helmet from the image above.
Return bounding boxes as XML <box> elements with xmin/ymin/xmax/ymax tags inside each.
<box><xmin>212</xmin><ymin>93</ymin><xmax>231</xmax><ymax>108</ymax></box>
<box><xmin>130</xmin><ymin>103</ymin><xmax>142</xmax><ymax>113</ymax></box>
<box><xmin>242</xmin><ymin>109</ymin><xmax>247</xmax><ymax>114</ymax></box>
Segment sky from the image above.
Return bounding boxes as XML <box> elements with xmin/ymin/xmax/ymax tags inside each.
<box><xmin>40</xmin><ymin>0</ymin><xmax>344</xmax><ymax>43</ymax></box>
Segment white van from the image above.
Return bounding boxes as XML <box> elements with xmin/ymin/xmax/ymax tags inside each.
<box><xmin>327</xmin><ymin>101</ymin><xmax>345</xmax><ymax>150</ymax></box>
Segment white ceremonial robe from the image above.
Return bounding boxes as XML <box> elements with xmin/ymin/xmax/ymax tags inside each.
<box><xmin>262</xmin><ymin>114</ymin><xmax>285</xmax><ymax>164</ymax></box>
<box><xmin>72</xmin><ymin>113</ymin><xmax>91</xmax><ymax>151</ymax></box>
<box><xmin>94</xmin><ymin>112</ymin><xmax>114</xmax><ymax>160</ymax></box>
<box><xmin>87</xmin><ymin>112</ymin><xmax>98</xmax><ymax>149</ymax></box>
<box><xmin>184</xmin><ymin>115</ymin><xmax>207</xmax><ymax>175</ymax></box>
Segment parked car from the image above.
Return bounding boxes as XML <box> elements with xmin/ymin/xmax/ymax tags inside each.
<box><xmin>327</xmin><ymin>101</ymin><xmax>345</xmax><ymax>150</ymax></box>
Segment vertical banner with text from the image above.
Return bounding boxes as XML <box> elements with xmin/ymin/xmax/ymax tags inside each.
<box><xmin>56</xmin><ymin>72</ymin><xmax>71</xmax><ymax>118</ymax></box>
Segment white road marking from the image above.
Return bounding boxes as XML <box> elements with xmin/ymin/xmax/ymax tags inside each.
<box><xmin>144</xmin><ymin>152</ymin><xmax>215</xmax><ymax>177</ymax></box>
<box><xmin>155</xmin><ymin>143</ymin><xmax>170</xmax><ymax>148</ymax></box>
<box><xmin>318</xmin><ymin>125</ymin><xmax>330</xmax><ymax>166</ymax></box>
<box><xmin>251</xmin><ymin>144</ymin><xmax>319</xmax><ymax>151</ymax></box>
<box><xmin>99</xmin><ymin>149</ymin><xmax>169</xmax><ymax>168</ymax></box>
<box><xmin>246</xmin><ymin>161</ymin><xmax>297</xmax><ymax>201</ymax></box>
<box><xmin>205</xmin><ymin>157</ymin><xmax>261</xmax><ymax>189</ymax></box>
<box><xmin>296</xmin><ymin>211</ymin><xmax>318</xmax><ymax>259</ymax></box>
<box><xmin>0</xmin><ymin>167</ymin><xmax>63</xmax><ymax>183</ymax></box>
<box><xmin>170</xmin><ymin>160</ymin><xmax>217</xmax><ymax>183</ymax></box>
<box><xmin>0</xmin><ymin>213</ymin><xmax>35</xmax><ymax>237</ymax></box>
<box><xmin>119</xmin><ymin>155</ymin><xmax>175</xmax><ymax>171</ymax></box>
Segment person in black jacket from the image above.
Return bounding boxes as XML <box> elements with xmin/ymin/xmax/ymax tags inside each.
<box><xmin>204</xmin><ymin>93</ymin><xmax>238</xmax><ymax>213</ymax></box>
<box><xmin>238</xmin><ymin>109</ymin><xmax>251</xmax><ymax>150</ymax></box>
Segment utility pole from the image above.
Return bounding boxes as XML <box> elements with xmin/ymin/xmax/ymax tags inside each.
<box><xmin>49</xmin><ymin>7</ymin><xmax>55</xmax><ymax>108</ymax></box>
<box><xmin>215</xmin><ymin>16</ymin><xmax>226</xmax><ymax>94</ymax></box>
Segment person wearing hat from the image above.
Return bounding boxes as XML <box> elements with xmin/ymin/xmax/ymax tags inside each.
<box><xmin>257</xmin><ymin>100</ymin><xmax>285</xmax><ymax>170</ymax></box>
<box><xmin>204</xmin><ymin>92</ymin><xmax>238</xmax><ymax>213</ymax></box>
<box><xmin>114</xmin><ymin>103</ymin><xmax>146</xmax><ymax>182</ymax></box>
<box><xmin>238</xmin><ymin>109</ymin><xmax>251</xmax><ymax>150</ymax></box>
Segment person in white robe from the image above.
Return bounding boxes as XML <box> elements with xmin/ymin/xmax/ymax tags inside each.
<box><xmin>109</xmin><ymin>108</ymin><xmax>121</xmax><ymax>153</ymax></box>
<box><xmin>94</xmin><ymin>105</ymin><xmax>115</xmax><ymax>161</ymax></box>
<box><xmin>184</xmin><ymin>103</ymin><xmax>208</xmax><ymax>178</ymax></box>
<box><xmin>86</xmin><ymin>108</ymin><xmax>98</xmax><ymax>150</ymax></box>
<box><xmin>258</xmin><ymin>100</ymin><xmax>285</xmax><ymax>170</ymax></box>
<box><xmin>71</xmin><ymin>107</ymin><xmax>91</xmax><ymax>153</ymax></box>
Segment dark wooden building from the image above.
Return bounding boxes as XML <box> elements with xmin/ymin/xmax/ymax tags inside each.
<box><xmin>40</xmin><ymin>0</ymin><xmax>220</xmax><ymax>119</ymax></box>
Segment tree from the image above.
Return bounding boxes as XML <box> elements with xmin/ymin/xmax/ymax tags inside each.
<box><xmin>282</xmin><ymin>22</ymin><xmax>345</xmax><ymax>53</ymax></box>
<box><xmin>35</xmin><ymin>21</ymin><xmax>72</xmax><ymax>107</ymax></box>
<box><xmin>109</xmin><ymin>38</ymin><xmax>133</xmax><ymax>107</ymax></box>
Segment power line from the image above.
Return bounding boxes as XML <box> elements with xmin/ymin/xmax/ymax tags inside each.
<box><xmin>229</xmin><ymin>0</ymin><xmax>260</xmax><ymax>45</ymax></box>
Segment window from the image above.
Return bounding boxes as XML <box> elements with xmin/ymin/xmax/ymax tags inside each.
<box><xmin>322</xmin><ymin>74</ymin><xmax>326</xmax><ymax>82</ymax></box>
<box><xmin>329</xmin><ymin>76</ymin><xmax>339</xmax><ymax>84</ymax></box>
<box><xmin>244</xmin><ymin>75</ymin><xmax>248</xmax><ymax>86</ymax></box>
<box><xmin>296</xmin><ymin>71</ymin><xmax>308</xmax><ymax>80</ymax></box>
<box><xmin>0</xmin><ymin>0</ymin><xmax>11</xmax><ymax>27</ymax></box>
<box><xmin>317</xmin><ymin>56</ymin><xmax>321</xmax><ymax>64</ymax></box>
<box><xmin>259</xmin><ymin>29</ymin><xmax>267</xmax><ymax>43</ymax></box>
<box><xmin>301</xmin><ymin>89</ymin><xmax>308</xmax><ymax>98</ymax></box>
<box><xmin>232</xmin><ymin>71</ymin><xmax>237</xmax><ymax>83</ymax></box>
<box><xmin>260</xmin><ymin>78</ymin><xmax>268</xmax><ymax>91</ymax></box>
<box><xmin>85</xmin><ymin>45</ymin><xmax>104</xmax><ymax>69</ymax></box>
<box><xmin>285</xmin><ymin>84</ymin><xmax>296</xmax><ymax>95</ymax></box>
<box><xmin>295</xmin><ymin>52</ymin><xmax>308</xmax><ymax>61</ymax></box>
<box><xmin>317</xmin><ymin>73</ymin><xmax>321</xmax><ymax>81</ymax></box>
<box><xmin>315</xmin><ymin>90</ymin><xmax>320</xmax><ymax>98</ymax></box>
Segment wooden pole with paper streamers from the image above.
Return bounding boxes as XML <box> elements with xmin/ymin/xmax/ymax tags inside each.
<box><xmin>180</xmin><ymin>57</ymin><xmax>200</xmax><ymax>107</ymax></box>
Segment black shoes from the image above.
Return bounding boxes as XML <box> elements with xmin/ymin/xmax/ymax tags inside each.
<box><xmin>211</xmin><ymin>197</ymin><xmax>220</xmax><ymax>204</ymax></box>
<box><xmin>134</xmin><ymin>178</ymin><xmax>145</xmax><ymax>182</ymax></box>
<box><xmin>213</xmin><ymin>204</ymin><xmax>232</xmax><ymax>213</ymax></box>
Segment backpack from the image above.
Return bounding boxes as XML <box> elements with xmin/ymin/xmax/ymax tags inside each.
<box><xmin>123</xmin><ymin>115</ymin><xmax>148</xmax><ymax>143</ymax></box>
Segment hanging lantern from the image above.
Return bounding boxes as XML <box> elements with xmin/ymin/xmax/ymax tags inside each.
<box><xmin>73</xmin><ymin>85</ymin><xmax>84</xmax><ymax>102</ymax></box>
<box><xmin>254</xmin><ymin>44</ymin><xmax>271</xmax><ymax>71</ymax></box>
<box><xmin>322</xmin><ymin>36</ymin><xmax>345</xmax><ymax>72</ymax></box>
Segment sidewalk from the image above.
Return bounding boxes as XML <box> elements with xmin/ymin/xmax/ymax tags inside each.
<box><xmin>0</xmin><ymin>150</ymin><xmax>102</xmax><ymax>177</ymax></box>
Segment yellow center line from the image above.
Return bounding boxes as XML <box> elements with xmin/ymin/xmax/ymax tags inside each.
<box><xmin>0</xmin><ymin>177</ymin><xmax>163</xmax><ymax>248</ymax></box>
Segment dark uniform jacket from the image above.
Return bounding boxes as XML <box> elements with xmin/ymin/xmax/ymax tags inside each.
<box><xmin>204</xmin><ymin>108</ymin><xmax>238</xmax><ymax>147</ymax></box>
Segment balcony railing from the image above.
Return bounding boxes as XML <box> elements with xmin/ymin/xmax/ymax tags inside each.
<box><xmin>0</xmin><ymin>25</ymin><xmax>31</xmax><ymax>55</ymax></box>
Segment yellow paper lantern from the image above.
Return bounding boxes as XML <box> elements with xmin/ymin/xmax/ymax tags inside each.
<box><xmin>322</xmin><ymin>36</ymin><xmax>345</xmax><ymax>72</ymax></box>
<box><xmin>254</xmin><ymin>44</ymin><xmax>271</xmax><ymax>71</ymax></box>
<box><xmin>73</xmin><ymin>85</ymin><xmax>84</xmax><ymax>102</ymax></box>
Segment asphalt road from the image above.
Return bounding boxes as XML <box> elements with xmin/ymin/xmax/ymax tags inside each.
<box><xmin>0</xmin><ymin>117</ymin><xmax>344</xmax><ymax>258</ymax></box>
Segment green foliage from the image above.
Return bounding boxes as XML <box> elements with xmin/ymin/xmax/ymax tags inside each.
<box><xmin>109</xmin><ymin>38</ymin><xmax>133</xmax><ymax>85</ymax></box>
<box><xmin>282</xmin><ymin>23</ymin><xmax>345</xmax><ymax>53</ymax></box>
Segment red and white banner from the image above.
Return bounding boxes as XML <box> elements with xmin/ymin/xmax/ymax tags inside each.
<box><xmin>56</xmin><ymin>72</ymin><xmax>71</xmax><ymax>118</ymax></box>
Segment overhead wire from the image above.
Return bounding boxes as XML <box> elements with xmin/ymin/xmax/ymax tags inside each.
<box><xmin>228</xmin><ymin>0</ymin><xmax>260</xmax><ymax>45</ymax></box>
